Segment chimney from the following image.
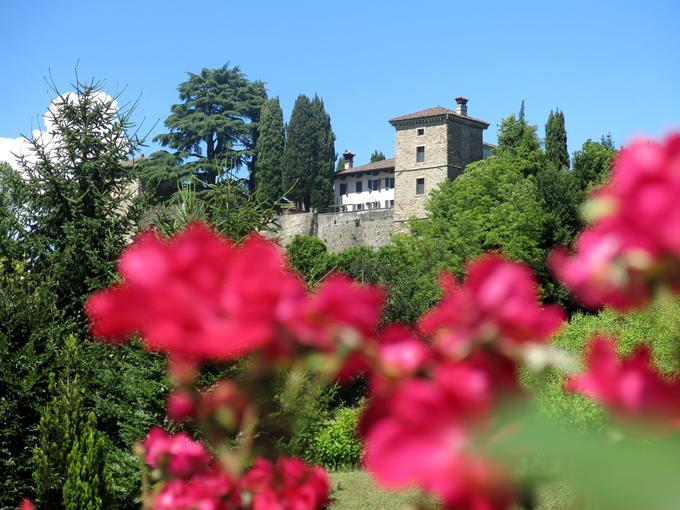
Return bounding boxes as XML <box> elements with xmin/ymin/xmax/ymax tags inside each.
<box><xmin>455</xmin><ymin>97</ymin><xmax>468</xmax><ymax>116</ymax></box>
<box><xmin>342</xmin><ymin>151</ymin><xmax>355</xmax><ymax>170</ymax></box>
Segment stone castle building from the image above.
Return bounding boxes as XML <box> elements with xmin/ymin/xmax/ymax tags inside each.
<box><xmin>276</xmin><ymin>97</ymin><xmax>492</xmax><ymax>251</ymax></box>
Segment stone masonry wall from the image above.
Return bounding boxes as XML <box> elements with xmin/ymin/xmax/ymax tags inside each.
<box><xmin>272</xmin><ymin>209</ymin><xmax>394</xmax><ymax>253</ymax></box>
<box><xmin>317</xmin><ymin>208</ymin><xmax>394</xmax><ymax>252</ymax></box>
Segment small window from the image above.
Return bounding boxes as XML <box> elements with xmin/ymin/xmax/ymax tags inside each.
<box><xmin>356</xmin><ymin>203</ymin><xmax>364</xmax><ymax>211</ymax></box>
<box><xmin>385</xmin><ymin>177</ymin><xmax>395</xmax><ymax>189</ymax></box>
<box><xmin>390</xmin><ymin>199</ymin><xmax>395</xmax><ymax>207</ymax></box>
<box><xmin>417</xmin><ymin>128</ymin><xmax>425</xmax><ymax>136</ymax></box>
<box><xmin>416</xmin><ymin>146</ymin><xmax>425</xmax><ymax>163</ymax></box>
<box><xmin>368</xmin><ymin>179</ymin><xmax>380</xmax><ymax>191</ymax></box>
<box><xmin>339</xmin><ymin>183</ymin><xmax>347</xmax><ymax>195</ymax></box>
<box><xmin>416</xmin><ymin>178</ymin><xmax>425</xmax><ymax>195</ymax></box>
<box><xmin>356</xmin><ymin>181</ymin><xmax>363</xmax><ymax>193</ymax></box>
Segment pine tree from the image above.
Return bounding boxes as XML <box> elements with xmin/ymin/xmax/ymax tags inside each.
<box><xmin>370</xmin><ymin>150</ymin><xmax>386</xmax><ymax>162</ymax></box>
<box><xmin>309</xmin><ymin>96</ymin><xmax>336</xmax><ymax>210</ymax></box>
<box><xmin>518</xmin><ymin>99</ymin><xmax>526</xmax><ymax>122</ymax></box>
<box><xmin>545</xmin><ymin>109</ymin><xmax>570</xmax><ymax>168</ymax></box>
<box><xmin>282</xmin><ymin>95</ymin><xmax>315</xmax><ymax>211</ymax></box>
<box><xmin>254</xmin><ymin>97</ymin><xmax>285</xmax><ymax>205</ymax></box>
<box><xmin>15</xmin><ymin>78</ymin><xmax>144</xmax><ymax>318</ymax></box>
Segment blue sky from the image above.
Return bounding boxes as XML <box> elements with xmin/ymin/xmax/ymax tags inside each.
<box><xmin>2</xmin><ymin>0</ymin><xmax>679</xmax><ymax>167</ymax></box>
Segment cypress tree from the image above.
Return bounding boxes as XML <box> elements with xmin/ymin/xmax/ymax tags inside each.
<box><xmin>63</xmin><ymin>412</ymin><xmax>107</xmax><ymax>510</ymax></box>
<box><xmin>254</xmin><ymin>97</ymin><xmax>286</xmax><ymax>205</ymax></box>
<box><xmin>545</xmin><ymin>109</ymin><xmax>570</xmax><ymax>169</ymax></box>
<box><xmin>309</xmin><ymin>96</ymin><xmax>336</xmax><ymax>210</ymax></box>
<box><xmin>33</xmin><ymin>336</ymin><xmax>108</xmax><ymax>510</ymax></box>
<box><xmin>282</xmin><ymin>95</ymin><xmax>315</xmax><ymax>211</ymax></box>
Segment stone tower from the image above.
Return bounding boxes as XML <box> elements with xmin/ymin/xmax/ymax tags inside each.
<box><xmin>389</xmin><ymin>97</ymin><xmax>489</xmax><ymax>225</ymax></box>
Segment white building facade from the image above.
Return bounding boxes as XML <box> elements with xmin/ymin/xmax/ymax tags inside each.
<box><xmin>333</xmin><ymin>155</ymin><xmax>396</xmax><ymax>211</ymax></box>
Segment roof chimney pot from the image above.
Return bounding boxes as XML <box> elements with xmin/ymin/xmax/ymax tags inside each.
<box><xmin>342</xmin><ymin>151</ymin><xmax>355</xmax><ymax>170</ymax></box>
<box><xmin>455</xmin><ymin>97</ymin><xmax>469</xmax><ymax>116</ymax></box>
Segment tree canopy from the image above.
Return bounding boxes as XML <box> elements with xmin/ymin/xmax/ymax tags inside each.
<box><xmin>545</xmin><ymin>109</ymin><xmax>570</xmax><ymax>169</ymax></box>
<box><xmin>154</xmin><ymin>64</ymin><xmax>267</xmax><ymax>186</ymax></box>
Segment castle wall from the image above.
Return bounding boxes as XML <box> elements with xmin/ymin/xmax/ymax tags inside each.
<box><xmin>273</xmin><ymin>211</ymin><xmax>315</xmax><ymax>246</ymax></box>
<box><xmin>317</xmin><ymin>208</ymin><xmax>394</xmax><ymax>252</ymax></box>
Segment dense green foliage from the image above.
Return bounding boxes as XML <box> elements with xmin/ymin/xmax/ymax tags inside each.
<box><xmin>309</xmin><ymin>407</ymin><xmax>363</xmax><ymax>470</ymax></box>
<box><xmin>154</xmin><ymin>64</ymin><xmax>267</xmax><ymax>187</ymax></box>
<box><xmin>545</xmin><ymin>109</ymin><xmax>570</xmax><ymax>169</ymax></box>
<box><xmin>254</xmin><ymin>97</ymin><xmax>286</xmax><ymax>206</ymax></box>
<box><xmin>572</xmin><ymin>135</ymin><xmax>616</xmax><ymax>191</ymax></box>
<box><xmin>282</xmin><ymin>95</ymin><xmax>336</xmax><ymax>210</ymax></box>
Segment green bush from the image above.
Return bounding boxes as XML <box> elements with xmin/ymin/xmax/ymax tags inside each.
<box><xmin>525</xmin><ymin>297</ymin><xmax>680</xmax><ymax>429</ymax></box>
<box><xmin>309</xmin><ymin>406</ymin><xmax>363</xmax><ymax>470</ymax></box>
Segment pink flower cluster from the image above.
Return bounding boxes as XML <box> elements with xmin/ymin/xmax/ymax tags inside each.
<box><xmin>142</xmin><ymin>428</ymin><xmax>329</xmax><ymax>510</ymax></box>
<box><xmin>551</xmin><ymin>134</ymin><xmax>680</xmax><ymax>309</ymax></box>
<box><xmin>357</xmin><ymin>256</ymin><xmax>564</xmax><ymax>510</ymax></box>
<box><xmin>86</xmin><ymin>223</ymin><xmax>383</xmax><ymax>364</ymax></box>
<box><xmin>566</xmin><ymin>336</ymin><xmax>680</xmax><ymax>424</ymax></box>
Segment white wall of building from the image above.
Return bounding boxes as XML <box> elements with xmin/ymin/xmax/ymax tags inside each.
<box><xmin>334</xmin><ymin>171</ymin><xmax>395</xmax><ymax>211</ymax></box>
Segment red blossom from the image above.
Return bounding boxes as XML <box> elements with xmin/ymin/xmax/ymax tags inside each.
<box><xmin>143</xmin><ymin>427</ymin><xmax>211</xmax><ymax>478</ymax></box>
<box><xmin>86</xmin><ymin>223</ymin><xmax>306</xmax><ymax>361</ymax></box>
<box><xmin>362</xmin><ymin>375</ymin><xmax>514</xmax><ymax>510</ymax></box>
<box><xmin>242</xmin><ymin>457</ymin><xmax>330</xmax><ymax>510</ymax></box>
<box><xmin>167</xmin><ymin>389</ymin><xmax>195</xmax><ymax>423</ymax></box>
<box><xmin>566</xmin><ymin>336</ymin><xmax>680</xmax><ymax>422</ymax></box>
<box><xmin>419</xmin><ymin>255</ymin><xmax>564</xmax><ymax>356</ymax></box>
<box><xmin>18</xmin><ymin>500</ymin><xmax>35</xmax><ymax>510</ymax></box>
<box><xmin>152</xmin><ymin>467</ymin><xmax>239</xmax><ymax>510</ymax></box>
<box><xmin>279</xmin><ymin>274</ymin><xmax>384</xmax><ymax>351</ymax></box>
<box><xmin>551</xmin><ymin>133</ymin><xmax>680</xmax><ymax>310</ymax></box>
<box><xmin>195</xmin><ymin>380</ymin><xmax>248</xmax><ymax>430</ymax></box>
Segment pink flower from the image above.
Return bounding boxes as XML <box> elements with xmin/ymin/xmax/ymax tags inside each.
<box><xmin>86</xmin><ymin>223</ymin><xmax>306</xmax><ymax>360</ymax></box>
<box><xmin>18</xmin><ymin>500</ymin><xmax>35</xmax><ymax>510</ymax></box>
<box><xmin>419</xmin><ymin>255</ymin><xmax>564</xmax><ymax>356</ymax></box>
<box><xmin>167</xmin><ymin>389</ymin><xmax>195</xmax><ymax>423</ymax></box>
<box><xmin>566</xmin><ymin>336</ymin><xmax>680</xmax><ymax>422</ymax></box>
<box><xmin>280</xmin><ymin>274</ymin><xmax>384</xmax><ymax>351</ymax></box>
<box><xmin>195</xmin><ymin>380</ymin><xmax>248</xmax><ymax>430</ymax></box>
<box><xmin>362</xmin><ymin>375</ymin><xmax>514</xmax><ymax>510</ymax></box>
<box><xmin>143</xmin><ymin>427</ymin><xmax>211</xmax><ymax>478</ymax></box>
<box><xmin>152</xmin><ymin>467</ymin><xmax>238</xmax><ymax>510</ymax></box>
<box><xmin>242</xmin><ymin>457</ymin><xmax>330</xmax><ymax>510</ymax></box>
<box><xmin>375</xmin><ymin>324</ymin><xmax>430</xmax><ymax>380</ymax></box>
<box><xmin>552</xmin><ymin>133</ymin><xmax>680</xmax><ymax>310</ymax></box>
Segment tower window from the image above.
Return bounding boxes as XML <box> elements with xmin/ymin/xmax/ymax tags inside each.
<box><xmin>417</xmin><ymin>128</ymin><xmax>425</xmax><ymax>136</ymax></box>
<box><xmin>416</xmin><ymin>178</ymin><xmax>425</xmax><ymax>195</ymax></box>
<box><xmin>416</xmin><ymin>146</ymin><xmax>425</xmax><ymax>163</ymax></box>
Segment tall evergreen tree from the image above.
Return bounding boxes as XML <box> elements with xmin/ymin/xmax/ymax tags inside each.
<box><xmin>34</xmin><ymin>336</ymin><xmax>107</xmax><ymax>510</ymax></box>
<box><xmin>518</xmin><ymin>99</ymin><xmax>526</xmax><ymax>122</ymax></box>
<box><xmin>282</xmin><ymin>95</ymin><xmax>314</xmax><ymax>210</ymax></box>
<box><xmin>309</xmin><ymin>96</ymin><xmax>336</xmax><ymax>210</ymax></box>
<box><xmin>254</xmin><ymin>97</ymin><xmax>285</xmax><ymax>205</ymax></box>
<box><xmin>545</xmin><ymin>109</ymin><xmax>570</xmax><ymax>168</ymax></box>
<box><xmin>154</xmin><ymin>64</ymin><xmax>267</xmax><ymax>186</ymax></box>
<box><xmin>496</xmin><ymin>113</ymin><xmax>545</xmax><ymax>175</ymax></box>
<box><xmin>370</xmin><ymin>150</ymin><xmax>386</xmax><ymax>162</ymax></box>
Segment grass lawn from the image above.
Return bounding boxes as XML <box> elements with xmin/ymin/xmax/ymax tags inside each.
<box><xmin>330</xmin><ymin>471</ymin><xmax>578</xmax><ymax>509</ymax></box>
<box><xmin>329</xmin><ymin>471</ymin><xmax>418</xmax><ymax>509</ymax></box>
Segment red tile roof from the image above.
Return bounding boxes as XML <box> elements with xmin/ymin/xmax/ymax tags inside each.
<box><xmin>389</xmin><ymin>106</ymin><xmax>489</xmax><ymax>127</ymax></box>
<box><xmin>336</xmin><ymin>158</ymin><xmax>395</xmax><ymax>175</ymax></box>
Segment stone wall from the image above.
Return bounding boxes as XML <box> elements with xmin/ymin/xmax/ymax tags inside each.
<box><xmin>272</xmin><ymin>211</ymin><xmax>315</xmax><ymax>246</ymax></box>
<box><xmin>317</xmin><ymin>208</ymin><xmax>394</xmax><ymax>252</ymax></box>
<box><xmin>272</xmin><ymin>209</ymin><xmax>394</xmax><ymax>253</ymax></box>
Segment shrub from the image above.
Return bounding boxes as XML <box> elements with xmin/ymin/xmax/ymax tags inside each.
<box><xmin>309</xmin><ymin>406</ymin><xmax>363</xmax><ymax>470</ymax></box>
